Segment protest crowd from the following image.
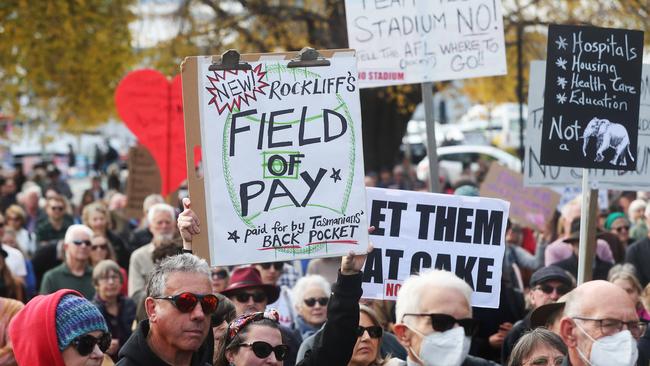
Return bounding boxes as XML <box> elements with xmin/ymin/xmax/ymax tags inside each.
<box><xmin>0</xmin><ymin>159</ymin><xmax>646</xmax><ymax>366</ymax></box>
<box><xmin>1</xmin><ymin>1</ymin><xmax>648</xmax><ymax>365</ymax></box>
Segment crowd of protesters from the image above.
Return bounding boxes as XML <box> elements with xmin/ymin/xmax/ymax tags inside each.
<box><xmin>1</xmin><ymin>157</ymin><xmax>650</xmax><ymax>366</ymax></box>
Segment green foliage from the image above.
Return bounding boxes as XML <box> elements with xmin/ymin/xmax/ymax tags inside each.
<box><xmin>0</xmin><ymin>0</ymin><xmax>136</xmax><ymax>131</ymax></box>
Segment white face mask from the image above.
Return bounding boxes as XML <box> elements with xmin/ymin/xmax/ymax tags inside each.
<box><xmin>406</xmin><ymin>326</ymin><xmax>471</xmax><ymax>366</ymax></box>
<box><xmin>575</xmin><ymin>322</ymin><xmax>638</xmax><ymax>366</ymax></box>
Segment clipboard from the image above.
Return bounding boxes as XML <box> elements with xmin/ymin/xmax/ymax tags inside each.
<box><xmin>180</xmin><ymin>48</ymin><xmax>368</xmax><ymax>265</ymax></box>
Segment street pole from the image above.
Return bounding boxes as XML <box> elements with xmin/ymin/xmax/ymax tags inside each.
<box><xmin>422</xmin><ymin>81</ymin><xmax>440</xmax><ymax>193</ymax></box>
<box><xmin>577</xmin><ymin>169</ymin><xmax>598</xmax><ymax>284</ymax></box>
<box><xmin>517</xmin><ymin>24</ymin><xmax>525</xmax><ymax>172</ymax></box>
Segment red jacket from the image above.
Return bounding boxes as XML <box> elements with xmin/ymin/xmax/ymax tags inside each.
<box><xmin>9</xmin><ymin>289</ymin><xmax>83</xmax><ymax>366</ymax></box>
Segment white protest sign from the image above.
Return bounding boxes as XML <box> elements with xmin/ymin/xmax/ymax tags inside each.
<box><xmin>362</xmin><ymin>187</ymin><xmax>509</xmax><ymax>308</ymax></box>
<box><xmin>524</xmin><ymin>61</ymin><xmax>650</xmax><ymax>190</ymax></box>
<box><xmin>344</xmin><ymin>0</ymin><xmax>507</xmax><ymax>88</ymax></box>
<box><xmin>196</xmin><ymin>51</ymin><xmax>369</xmax><ymax>266</ymax></box>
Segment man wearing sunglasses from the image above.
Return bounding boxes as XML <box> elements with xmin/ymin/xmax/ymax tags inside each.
<box><xmin>502</xmin><ymin>266</ymin><xmax>575</xmax><ymax>364</ymax></box>
<box><xmin>9</xmin><ymin>289</ymin><xmax>111</xmax><ymax>365</ymax></box>
<box><xmin>559</xmin><ymin>280</ymin><xmax>643</xmax><ymax>366</ymax></box>
<box><xmin>36</xmin><ymin>195</ymin><xmax>73</xmax><ymax>244</ymax></box>
<box><xmin>393</xmin><ymin>270</ymin><xmax>497</xmax><ymax>366</ymax></box>
<box><xmin>117</xmin><ymin>253</ymin><xmax>216</xmax><ymax>366</ymax></box>
<box><xmin>40</xmin><ymin>224</ymin><xmax>96</xmax><ymax>299</ymax></box>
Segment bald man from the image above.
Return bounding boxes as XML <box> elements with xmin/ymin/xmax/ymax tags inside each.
<box><xmin>559</xmin><ymin>280</ymin><xmax>644</xmax><ymax>366</ymax></box>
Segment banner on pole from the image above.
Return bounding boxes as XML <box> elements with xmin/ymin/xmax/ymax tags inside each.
<box><xmin>524</xmin><ymin>61</ymin><xmax>650</xmax><ymax>190</ymax></box>
<box><xmin>539</xmin><ymin>25</ymin><xmax>644</xmax><ymax>170</ymax></box>
<box><xmin>361</xmin><ymin>187</ymin><xmax>509</xmax><ymax>308</ymax></box>
<box><xmin>344</xmin><ymin>0</ymin><xmax>507</xmax><ymax>88</ymax></box>
<box><xmin>189</xmin><ymin>50</ymin><xmax>369</xmax><ymax>266</ymax></box>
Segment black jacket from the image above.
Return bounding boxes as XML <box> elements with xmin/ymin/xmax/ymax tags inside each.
<box><xmin>501</xmin><ymin>312</ymin><xmax>532</xmax><ymax>364</ymax></box>
<box><xmin>626</xmin><ymin>238</ymin><xmax>650</xmax><ymax>287</ymax></box>
<box><xmin>298</xmin><ymin>271</ymin><xmax>363</xmax><ymax>366</ymax></box>
<box><xmin>555</xmin><ymin>253</ymin><xmax>612</xmax><ymax>281</ymax></box>
<box><xmin>116</xmin><ymin>319</ymin><xmax>213</xmax><ymax>366</ymax></box>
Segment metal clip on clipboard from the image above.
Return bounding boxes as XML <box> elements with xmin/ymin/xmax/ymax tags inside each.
<box><xmin>209</xmin><ymin>49</ymin><xmax>252</xmax><ymax>71</ymax></box>
<box><xmin>287</xmin><ymin>47</ymin><xmax>330</xmax><ymax>68</ymax></box>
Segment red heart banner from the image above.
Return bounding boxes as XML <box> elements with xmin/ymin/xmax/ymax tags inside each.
<box><xmin>115</xmin><ymin>69</ymin><xmax>186</xmax><ymax>197</ymax></box>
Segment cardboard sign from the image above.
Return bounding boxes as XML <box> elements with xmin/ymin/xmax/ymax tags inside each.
<box><xmin>540</xmin><ymin>25</ymin><xmax>644</xmax><ymax>170</ymax></box>
<box><xmin>362</xmin><ymin>187</ymin><xmax>509</xmax><ymax>308</ymax></box>
<box><xmin>125</xmin><ymin>145</ymin><xmax>162</xmax><ymax>220</ymax></box>
<box><xmin>115</xmin><ymin>70</ymin><xmax>186</xmax><ymax>197</ymax></box>
<box><xmin>344</xmin><ymin>0</ymin><xmax>507</xmax><ymax>88</ymax></box>
<box><xmin>189</xmin><ymin>50</ymin><xmax>369</xmax><ymax>266</ymax></box>
<box><xmin>479</xmin><ymin>163</ymin><xmax>559</xmax><ymax>231</ymax></box>
<box><xmin>525</xmin><ymin>61</ymin><xmax>650</xmax><ymax>190</ymax></box>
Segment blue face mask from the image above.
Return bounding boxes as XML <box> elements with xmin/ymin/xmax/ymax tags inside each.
<box><xmin>406</xmin><ymin>326</ymin><xmax>471</xmax><ymax>366</ymax></box>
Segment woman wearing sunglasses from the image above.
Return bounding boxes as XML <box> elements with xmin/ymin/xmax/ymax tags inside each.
<box><xmin>507</xmin><ymin>328</ymin><xmax>567</xmax><ymax>366</ymax></box>
<box><xmin>348</xmin><ymin>305</ymin><xmax>402</xmax><ymax>366</ymax></box>
<box><xmin>291</xmin><ymin>275</ymin><xmax>331</xmax><ymax>339</ymax></box>
<box><xmin>9</xmin><ymin>289</ymin><xmax>112</xmax><ymax>366</ymax></box>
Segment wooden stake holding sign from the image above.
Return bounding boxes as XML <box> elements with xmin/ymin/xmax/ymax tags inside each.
<box><xmin>541</xmin><ymin>25</ymin><xmax>644</xmax><ymax>283</ymax></box>
<box><xmin>181</xmin><ymin>48</ymin><xmax>370</xmax><ymax>265</ymax></box>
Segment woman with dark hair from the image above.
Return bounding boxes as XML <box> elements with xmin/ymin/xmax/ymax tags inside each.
<box><xmin>0</xmin><ymin>247</ymin><xmax>22</xmax><ymax>301</ymax></box>
<box><xmin>507</xmin><ymin>328</ymin><xmax>567</xmax><ymax>366</ymax></box>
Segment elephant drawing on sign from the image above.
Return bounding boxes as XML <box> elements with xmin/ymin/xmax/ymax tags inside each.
<box><xmin>582</xmin><ymin>117</ymin><xmax>635</xmax><ymax>166</ymax></box>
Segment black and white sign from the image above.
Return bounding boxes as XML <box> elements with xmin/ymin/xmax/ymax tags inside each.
<box><xmin>524</xmin><ymin>61</ymin><xmax>650</xmax><ymax>190</ymax></box>
<box><xmin>540</xmin><ymin>24</ymin><xmax>644</xmax><ymax>170</ymax></box>
<box><xmin>361</xmin><ymin>188</ymin><xmax>509</xmax><ymax>308</ymax></box>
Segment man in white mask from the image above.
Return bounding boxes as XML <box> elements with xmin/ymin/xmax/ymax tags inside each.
<box><xmin>392</xmin><ymin>269</ymin><xmax>498</xmax><ymax>366</ymax></box>
<box><xmin>559</xmin><ymin>280</ymin><xmax>643</xmax><ymax>366</ymax></box>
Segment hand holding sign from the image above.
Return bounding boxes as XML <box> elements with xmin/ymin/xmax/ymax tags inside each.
<box><xmin>178</xmin><ymin>198</ymin><xmax>201</xmax><ymax>248</ymax></box>
<box><xmin>341</xmin><ymin>228</ymin><xmax>375</xmax><ymax>275</ymax></box>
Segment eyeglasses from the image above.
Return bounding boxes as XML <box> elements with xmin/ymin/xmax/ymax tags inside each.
<box><xmin>99</xmin><ymin>274</ymin><xmax>121</xmax><ymax>283</ymax></box>
<box><xmin>238</xmin><ymin>341</ymin><xmax>289</xmax><ymax>361</ymax></box>
<box><xmin>50</xmin><ymin>206</ymin><xmax>65</xmax><ymax>212</ymax></box>
<box><xmin>211</xmin><ymin>269</ymin><xmax>228</xmax><ymax>279</ymax></box>
<box><xmin>72</xmin><ymin>240</ymin><xmax>92</xmax><ymax>247</ymax></box>
<box><xmin>535</xmin><ymin>283</ymin><xmax>571</xmax><ymax>296</ymax></box>
<box><xmin>5</xmin><ymin>216</ymin><xmax>19</xmax><ymax>222</ymax></box>
<box><xmin>304</xmin><ymin>297</ymin><xmax>328</xmax><ymax>307</ymax></box>
<box><xmin>71</xmin><ymin>332</ymin><xmax>112</xmax><ymax>356</ymax></box>
<box><xmin>402</xmin><ymin>313</ymin><xmax>478</xmax><ymax>336</ymax></box>
<box><xmin>91</xmin><ymin>244</ymin><xmax>108</xmax><ymax>251</ymax></box>
<box><xmin>154</xmin><ymin>292</ymin><xmax>219</xmax><ymax>314</ymax></box>
<box><xmin>524</xmin><ymin>356</ymin><xmax>564</xmax><ymax>366</ymax></box>
<box><xmin>573</xmin><ymin>317</ymin><xmax>648</xmax><ymax>338</ymax></box>
<box><xmin>234</xmin><ymin>292</ymin><xmax>267</xmax><ymax>303</ymax></box>
<box><xmin>613</xmin><ymin>225</ymin><xmax>630</xmax><ymax>233</ymax></box>
<box><xmin>260</xmin><ymin>262</ymin><xmax>284</xmax><ymax>271</ymax></box>
<box><xmin>357</xmin><ymin>325</ymin><xmax>383</xmax><ymax>338</ymax></box>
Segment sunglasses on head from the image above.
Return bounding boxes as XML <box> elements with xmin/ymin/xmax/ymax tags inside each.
<box><xmin>234</xmin><ymin>292</ymin><xmax>267</xmax><ymax>303</ymax></box>
<box><xmin>403</xmin><ymin>313</ymin><xmax>478</xmax><ymax>336</ymax></box>
<box><xmin>91</xmin><ymin>244</ymin><xmax>108</xmax><ymax>251</ymax></box>
<box><xmin>239</xmin><ymin>341</ymin><xmax>289</xmax><ymax>361</ymax></box>
<box><xmin>536</xmin><ymin>283</ymin><xmax>571</xmax><ymax>296</ymax></box>
<box><xmin>304</xmin><ymin>297</ymin><xmax>328</xmax><ymax>307</ymax></box>
<box><xmin>71</xmin><ymin>332</ymin><xmax>112</xmax><ymax>356</ymax></box>
<box><xmin>72</xmin><ymin>240</ymin><xmax>92</xmax><ymax>247</ymax></box>
<box><xmin>357</xmin><ymin>325</ymin><xmax>383</xmax><ymax>338</ymax></box>
<box><xmin>260</xmin><ymin>262</ymin><xmax>284</xmax><ymax>270</ymax></box>
<box><xmin>211</xmin><ymin>269</ymin><xmax>228</xmax><ymax>279</ymax></box>
<box><xmin>154</xmin><ymin>292</ymin><xmax>219</xmax><ymax>314</ymax></box>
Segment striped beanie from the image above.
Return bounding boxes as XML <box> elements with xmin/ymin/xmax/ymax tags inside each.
<box><xmin>55</xmin><ymin>294</ymin><xmax>108</xmax><ymax>351</ymax></box>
